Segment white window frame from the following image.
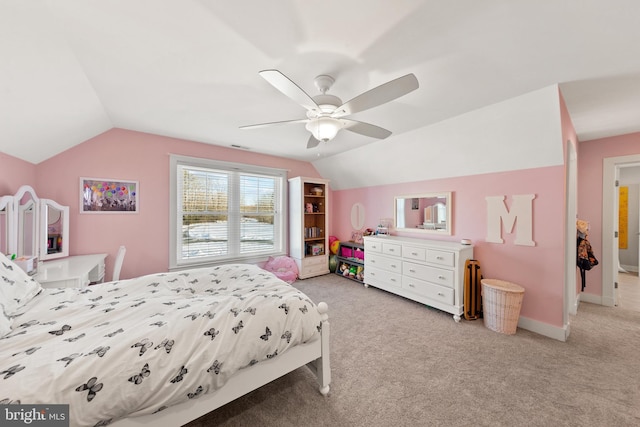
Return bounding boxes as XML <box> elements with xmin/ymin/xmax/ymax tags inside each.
<box><xmin>169</xmin><ymin>155</ymin><xmax>287</xmax><ymax>270</ymax></box>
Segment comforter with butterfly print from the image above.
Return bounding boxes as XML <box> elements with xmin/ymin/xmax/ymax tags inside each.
<box><xmin>0</xmin><ymin>264</ymin><xmax>322</xmax><ymax>427</ymax></box>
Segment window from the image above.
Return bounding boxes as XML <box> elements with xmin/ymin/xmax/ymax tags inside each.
<box><xmin>170</xmin><ymin>155</ymin><xmax>287</xmax><ymax>269</ymax></box>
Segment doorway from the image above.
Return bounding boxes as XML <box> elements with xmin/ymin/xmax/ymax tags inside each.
<box><xmin>603</xmin><ymin>154</ymin><xmax>640</xmax><ymax>308</ymax></box>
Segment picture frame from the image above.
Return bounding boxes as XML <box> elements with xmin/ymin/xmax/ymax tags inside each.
<box><xmin>80</xmin><ymin>177</ymin><xmax>139</xmax><ymax>213</ymax></box>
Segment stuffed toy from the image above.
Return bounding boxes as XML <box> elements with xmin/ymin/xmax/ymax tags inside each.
<box><xmin>262</xmin><ymin>256</ymin><xmax>299</xmax><ymax>284</ymax></box>
<box><xmin>340</xmin><ymin>263</ymin><xmax>349</xmax><ymax>277</ymax></box>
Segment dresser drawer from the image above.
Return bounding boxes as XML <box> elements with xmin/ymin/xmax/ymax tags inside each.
<box><xmin>403</xmin><ymin>245</ymin><xmax>426</xmax><ymax>262</ymax></box>
<box><xmin>403</xmin><ymin>261</ymin><xmax>454</xmax><ymax>288</ymax></box>
<box><xmin>402</xmin><ymin>276</ymin><xmax>454</xmax><ymax>305</ymax></box>
<box><xmin>365</xmin><ymin>240</ymin><xmax>382</xmax><ymax>253</ymax></box>
<box><xmin>382</xmin><ymin>242</ymin><xmax>402</xmax><ymax>257</ymax></box>
<box><xmin>367</xmin><ymin>253</ymin><xmax>402</xmax><ymax>274</ymax></box>
<box><xmin>366</xmin><ymin>266</ymin><xmax>402</xmax><ymax>289</ymax></box>
<box><xmin>426</xmin><ymin>249</ymin><xmax>455</xmax><ymax>267</ymax></box>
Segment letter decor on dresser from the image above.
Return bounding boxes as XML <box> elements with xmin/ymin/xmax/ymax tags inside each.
<box><xmin>363</xmin><ymin>235</ymin><xmax>473</xmax><ymax>321</ymax></box>
<box><xmin>289</xmin><ymin>177</ymin><xmax>330</xmax><ymax>279</ymax></box>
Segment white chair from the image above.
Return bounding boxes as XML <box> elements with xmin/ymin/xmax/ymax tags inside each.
<box><xmin>112</xmin><ymin>245</ymin><xmax>126</xmax><ymax>281</ymax></box>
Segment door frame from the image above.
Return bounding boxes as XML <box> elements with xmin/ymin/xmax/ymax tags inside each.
<box><xmin>603</xmin><ymin>154</ymin><xmax>640</xmax><ymax>306</ymax></box>
<box><xmin>564</xmin><ymin>140</ymin><xmax>578</xmax><ymax>319</ymax></box>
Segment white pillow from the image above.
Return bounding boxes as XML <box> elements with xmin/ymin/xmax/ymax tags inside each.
<box><xmin>0</xmin><ymin>252</ymin><xmax>42</xmax><ymax>316</ymax></box>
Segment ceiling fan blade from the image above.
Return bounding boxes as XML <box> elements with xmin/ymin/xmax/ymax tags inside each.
<box><xmin>239</xmin><ymin>118</ymin><xmax>308</xmax><ymax>130</ymax></box>
<box><xmin>343</xmin><ymin>119</ymin><xmax>392</xmax><ymax>139</ymax></box>
<box><xmin>333</xmin><ymin>73</ymin><xmax>419</xmax><ymax>117</ymax></box>
<box><xmin>259</xmin><ymin>69</ymin><xmax>320</xmax><ymax>112</ymax></box>
<box><xmin>307</xmin><ymin>135</ymin><xmax>320</xmax><ymax>149</ymax></box>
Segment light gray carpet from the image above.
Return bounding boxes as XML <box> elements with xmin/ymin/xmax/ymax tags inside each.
<box><xmin>185</xmin><ymin>273</ymin><xmax>640</xmax><ymax>427</ymax></box>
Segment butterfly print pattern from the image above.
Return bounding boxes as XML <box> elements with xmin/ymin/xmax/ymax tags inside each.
<box><xmin>75</xmin><ymin>377</ymin><xmax>103</xmax><ymax>402</ymax></box>
<box><xmin>131</xmin><ymin>338</ymin><xmax>153</xmax><ymax>356</ymax></box>
<box><xmin>0</xmin><ymin>263</ymin><xmax>322</xmax><ymax>427</ymax></box>
<box><xmin>232</xmin><ymin>321</ymin><xmax>244</xmax><ymax>334</ymax></box>
<box><xmin>49</xmin><ymin>324</ymin><xmax>71</xmax><ymax>336</ymax></box>
<box><xmin>260</xmin><ymin>327</ymin><xmax>271</xmax><ymax>341</ymax></box>
<box><xmin>86</xmin><ymin>346</ymin><xmax>110</xmax><ymax>358</ymax></box>
<box><xmin>207</xmin><ymin>360</ymin><xmax>223</xmax><ymax>375</ymax></box>
<box><xmin>128</xmin><ymin>363</ymin><xmax>150</xmax><ymax>385</ymax></box>
<box><xmin>187</xmin><ymin>385</ymin><xmax>204</xmax><ymax>399</ymax></box>
<box><xmin>204</xmin><ymin>328</ymin><xmax>219</xmax><ymax>341</ymax></box>
<box><xmin>1</xmin><ymin>365</ymin><xmax>25</xmax><ymax>379</ymax></box>
<box><xmin>58</xmin><ymin>353</ymin><xmax>83</xmax><ymax>367</ymax></box>
<box><xmin>154</xmin><ymin>339</ymin><xmax>175</xmax><ymax>353</ymax></box>
<box><xmin>170</xmin><ymin>366</ymin><xmax>188</xmax><ymax>383</ymax></box>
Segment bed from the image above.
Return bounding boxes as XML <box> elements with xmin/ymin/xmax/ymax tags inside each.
<box><xmin>0</xmin><ymin>254</ymin><xmax>330</xmax><ymax>427</ymax></box>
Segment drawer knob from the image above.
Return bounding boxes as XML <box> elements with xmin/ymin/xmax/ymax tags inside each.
<box><xmin>436</xmin><ymin>256</ymin><xmax>444</xmax><ymax>260</ymax></box>
<box><xmin>409</xmin><ymin>284</ymin><xmax>415</xmax><ymax>288</ymax></box>
<box><xmin>438</xmin><ymin>275</ymin><xmax>446</xmax><ymax>280</ymax></box>
<box><xmin>409</xmin><ymin>269</ymin><xmax>416</xmax><ymax>273</ymax></box>
<box><xmin>437</xmin><ymin>292</ymin><xmax>444</xmax><ymax>296</ymax></box>
<box><xmin>389</xmin><ymin>248</ymin><xmax>395</xmax><ymax>252</ymax></box>
<box><xmin>391</xmin><ymin>264</ymin><xmax>397</xmax><ymax>268</ymax></box>
<box><xmin>411</xmin><ymin>252</ymin><xmax>418</xmax><ymax>256</ymax></box>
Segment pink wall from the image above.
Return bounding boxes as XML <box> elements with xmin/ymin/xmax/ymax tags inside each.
<box><xmin>333</xmin><ymin>165</ymin><xmax>566</xmax><ymax>326</ymax></box>
<box><xmin>34</xmin><ymin>128</ymin><xmax>323</xmax><ymax>280</ymax></box>
<box><xmin>578</xmin><ymin>132</ymin><xmax>640</xmax><ymax>297</ymax></box>
<box><xmin>0</xmin><ymin>152</ymin><xmax>37</xmax><ymax>194</ymax></box>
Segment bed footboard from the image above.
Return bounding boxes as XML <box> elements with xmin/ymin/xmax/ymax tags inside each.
<box><xmin>112</xmin><ymin>302</ymin><xmax>331</xmax><ymax>426</ymax></box>
<box><xmin>306</xmin><ymin>301</ymin><xmax>331</xmax><ymax>395</ymax></box>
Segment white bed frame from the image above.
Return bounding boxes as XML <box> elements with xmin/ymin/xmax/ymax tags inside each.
<box><xmin>112</xmin><ymin>302</ymin><xmax>331</xmax><ymax>426</ymax></box>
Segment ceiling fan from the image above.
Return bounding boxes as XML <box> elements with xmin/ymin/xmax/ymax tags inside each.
<box><xmin>240</xmin><ymin>70</ymin><xmax>419</xmax><ymax>149</ymax></box>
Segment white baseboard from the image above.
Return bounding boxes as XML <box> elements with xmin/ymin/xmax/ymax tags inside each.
<box><xmin>580</xmin><ymin>292</ymin><xmax>602</xmax><ymax>305</ymax></box>
<box><xmin>517</xmin><ymin>315</ymin><xmax>569</xmax><ymax>342</ymax></box>
<box><xmin>620</xmin><ymin>264</ymin><xmax>639</xmax><ymax>273</ymax></box>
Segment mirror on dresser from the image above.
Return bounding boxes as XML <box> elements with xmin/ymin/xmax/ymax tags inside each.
<box><xmin>2</xmin><ymin>186</ymin><xmax>70</xmax><ymax>261</ymax></box>
<box><xmin>14</xmin><ymin>185</ymin><xmax>39</xmax><ymax>259</ymax></box>
<box><xmin>0</xmin><ymin>196</ymin><xmax>14</xmax><ymax>255</ymax></box>
<box><xmin>394</xmin><ymin>192</ymin><xmax>452</xmax><ymax>235</ymax></box>
<box><xmin>41</xmin><ymin>199</ymin><xmax>70</xmax><ymax>260</ymax></box>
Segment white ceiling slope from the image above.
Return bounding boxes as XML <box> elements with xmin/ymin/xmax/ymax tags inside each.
<box><xmin>2</xmin><ymin>0</ymin><xmax>640</xmax><ymax>165</ymax></box>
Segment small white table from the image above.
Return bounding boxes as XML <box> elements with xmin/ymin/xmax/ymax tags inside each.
<box><xmin>35</xmin><ymin>254</ymin><xmax>107</xmax><ymax>289</ymax></box>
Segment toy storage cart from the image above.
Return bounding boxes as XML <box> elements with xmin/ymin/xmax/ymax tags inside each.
<box><xmin>335</xmin><ymin>241</ymin><xmax>365</xmax><ymax>283</ymax></box>
<box><xmin>480</xmin><ymin>279</ymin><xmax>525</xmax><ymax>335</ymax></box>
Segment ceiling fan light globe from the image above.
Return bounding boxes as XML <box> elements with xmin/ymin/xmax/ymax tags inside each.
<box><xmin>306</xmin><ymin>117</ymin><xmax>341</xmax><ymax>142</ymax></box>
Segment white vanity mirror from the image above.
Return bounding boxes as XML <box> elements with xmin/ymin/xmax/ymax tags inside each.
<box><xmin>0</xmin><ymin>196</ymin><xmax>14</xmax><ymax>255</ymax></box>
<box><xmin>41</xmin><ymin>199</ymin><xmax>70</xmax><ymax>260</ymax></box>
<box><xmin>3</xmin><ymin>186</ymin><xmax>70</xmax><ymax>261</ymax></box>
<box><xmin>394</xmin><ymin>192</ymin><xmax>452</xmax><ymax>235</ymax></box>
<box><xmin>14</xmin><ymin>185</ymin><xmax>39</xmax><ymax>259</ymax></box>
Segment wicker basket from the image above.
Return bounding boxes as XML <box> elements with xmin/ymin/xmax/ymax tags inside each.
<box><xmin>481</xmin><ymin>279</ymin><xmax>525</xmax><ymax>335</ymax></box>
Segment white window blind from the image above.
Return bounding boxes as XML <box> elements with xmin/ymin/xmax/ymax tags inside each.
<box><xmin>170</xmin><ymin>155</ymin><xmax>286</xmax><ymax>269</ymax></box>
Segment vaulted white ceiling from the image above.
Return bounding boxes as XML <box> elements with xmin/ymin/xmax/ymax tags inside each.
<box><xmin>2</xmin><ymin>0</ymin><xmax>640</xmax><ymax>165</ymax></box>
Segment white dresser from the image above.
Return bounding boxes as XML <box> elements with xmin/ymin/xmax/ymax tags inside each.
<box><xmin>363</xmin><ymin>236</ymin><xmax>473</xmax><ymax>321</ymax></box>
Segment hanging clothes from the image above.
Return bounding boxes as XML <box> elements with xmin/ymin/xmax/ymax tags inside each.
<box><xmin>576</xmin><ymin>219</ymin><xmax>598</xmax><ymax>291</ymax></box>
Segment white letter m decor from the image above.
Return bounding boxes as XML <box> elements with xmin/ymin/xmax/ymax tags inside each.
<box><xmin>485</xmin><ymin>194</ymin><xmax>535</xmax><ymax>246</ymax></box>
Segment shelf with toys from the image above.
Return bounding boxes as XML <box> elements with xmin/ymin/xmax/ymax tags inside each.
<box><xmin>334</xmin><ymin>240</ymin><xmax>365</xmax><ymax>283</ymax></box>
